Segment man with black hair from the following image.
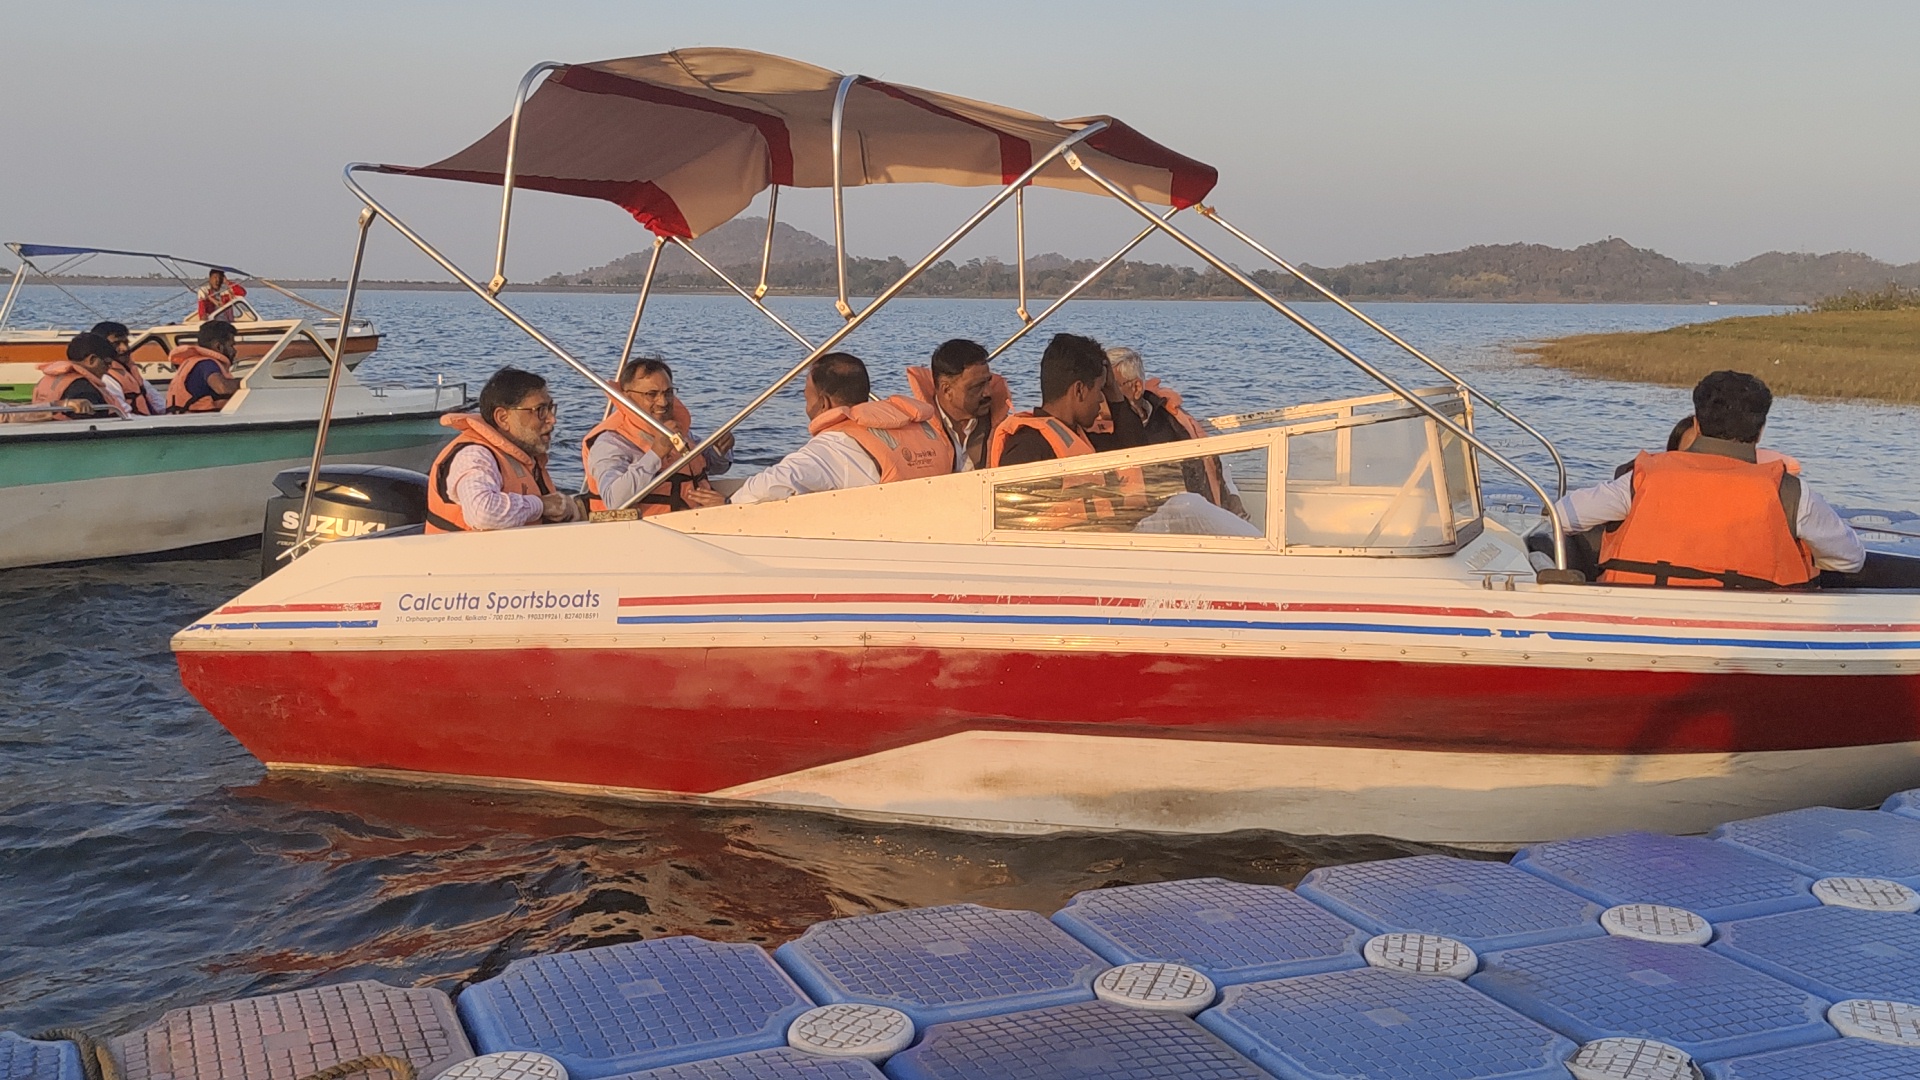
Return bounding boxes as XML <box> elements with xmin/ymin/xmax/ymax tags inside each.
<box><xmin>582</xmin><ymin>356</ymin><xmax>731</xmax><ymax>515</ymax></box>
<box><xmin>905</xmin><ymin>338</ymin><xmax>1011</xmax><ymax>471</ymax></box>
<box><xmin>988</xmin><ymin>332</ymin><xmax>1147</xmax><ymax>467</ymax></box>
<box><xmin>1556</xmin><ymin>370</ymin><xmax>1863</xmax><ymax>586</ymax></box>
<box><xmin>90</xmin><ymin>320</ymin><xmax>163</xmax><ymax>415</ymax></box>
<box><xmin>730</xmin><ymin>352</ymin><xmax>954</xmax><ymax>504</ymax></box>
<box><xmin>425</xmin><ymin>367</ymin><xmax>584</xmax><ymax>533</ymax></box>
<box><xmin>29</xmin><ymin>332</ymin><xmax>126</xmax><ymax>420</ymax></box>
<box><xmin>165</xmin><ymin>319</ymin><xmax>242</xmax><ymax>412</ymax></box>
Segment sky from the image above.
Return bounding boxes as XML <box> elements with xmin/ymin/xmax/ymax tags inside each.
<box><xmin>3</xmin><ymin>0</ymin><xmax>1917</xmax><ymax>281</ymax></box>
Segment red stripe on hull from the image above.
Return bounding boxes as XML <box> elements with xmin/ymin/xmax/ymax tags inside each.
<box><xmin>176</xmin><ymin>647</ymin><xmax>1920</xmax><ymax>795</ymax></box>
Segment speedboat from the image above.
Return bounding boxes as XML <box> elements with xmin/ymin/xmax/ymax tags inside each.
<box><xmin>1</xmin><ymin>317</ymin><xmax>461</xmax><ymax>569</ymax></box>
<box><xmin>0</xmin><ymin>243</ymin><xmax>380</xmax><ymax>400</ymax></box>
<box><xmin>172</xmin><ymin>49</ymin><xmax>1920</xmax><ymax>845</ymax></box>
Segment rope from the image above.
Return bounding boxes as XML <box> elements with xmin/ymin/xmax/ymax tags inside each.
<box><xmin>31</xmin><ymin>1030</ymin><xmax>103</xmax><ymax>1080</ymax></box>
<box><xmin>295</xmin><ymin>1054</ymin><xmax>418</xmax><ymax>1080</ymax></box>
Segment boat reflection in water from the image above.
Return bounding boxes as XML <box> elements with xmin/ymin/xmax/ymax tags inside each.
<box><xmin>175</xmin><ymin>48</ymin><xmax>1920</xmax><ymax>847</ymax></box>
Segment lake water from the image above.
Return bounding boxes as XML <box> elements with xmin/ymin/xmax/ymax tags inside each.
<box><xmin>2</xmin><ymin>287</ymin><xmax>1916</xmax><ymax>1036</ymax></box>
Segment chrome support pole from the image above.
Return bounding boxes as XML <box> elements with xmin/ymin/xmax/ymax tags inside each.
<box><xmin>756</xmin><ymin>185</ymin><xmax>779</xmax><ymax>299</ymax></box>
<box><xmin>343</xmin><ymin>164</ymin><xmax>682</xmax><ymax>451</ymax></box>
<box><xmin>1014</xmin><ymin>186</ymin><xmax>1030</xmax><ymax>323</ymax></box>
<box><xmin>489</xmin><ymin>61</ymin><xmax>564</xmax><ymax>297</ymax></box>
<box><xmin>829</xmin><ymin>73</ymin><xmax>859</xmax><ymax>320</ymax></box>
<box><xmin>616</xmin><ymin>237</ymin><xmax>666</xmax><ymax>375</ymax></box>
<box><xmin>986</xmin><ymin>207</ymin><xmax>1178</xmax><ymax>362</ymax></box>
<box><xmin>285</xmin><ymin>208</ymin><xmax>375</xmax><ymax>563</ymax></box>
<box><xmin>1199</xmin><ymin>207</ymin><xmax>1569</xmax><ymax>498</ymax></box>
<box><xmin>668</xmin><ymin>239</ymin><xmax>818</xmax><ymax>352</ymax></box>
<box><xmin>615</xmin><ymin>123</ymin><xmax>1112</xmax><ymax>511</ymax></box>
<box><xmin>1067</xmin><ymin>155</ymin><xmax>1570</xmax><ymax>569</ymax></box>
<box><xmin>0</xmin><ymin>255</ymin><xmax>25</xmax><ymax>329</ymax></box>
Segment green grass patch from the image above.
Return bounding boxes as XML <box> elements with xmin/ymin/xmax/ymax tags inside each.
<box><xmin>1515</xmin><ymin>307</ymin><xmax>1920</xmax><ymax>405</ymax></box>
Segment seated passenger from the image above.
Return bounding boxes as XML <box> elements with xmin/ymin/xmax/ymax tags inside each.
<box><xmin>425</xmin><ymin>367</ymin><xmax>583</xmax><ymax>533</ymax></box>
<box><xmin>1556</xmin><ymin>370</ymin><xmax>1863</xmax><ymax>586</ymax></box>
<box><xmin>91</xmin><ymin>320</ymin><xmax>164</xmax><ymax>416</ymax></box>
<box><xmin>166</xmin><ymin>319</ymin><xmax>242</xmax><ymax>413</ymax></box>
<box><xmin>905</xmin><ymin>338</ymin><xmax>1011</xmax><ymax>471</ymax></box>
<box><xmin>1661</xmin><ymin>414</ymin><xmax>1801</xmax><ymax>474</ymax></box>
<box><xmin>30</xmin><ymin>333</ymin><xmax>128</xmax><ymax>420</ymax></box>
<box><xmin>582</xmin><ymin>357</ymin><xmax>731</xmax><ymax>515</ymax></box>
<box><xmin>193</xmin><ymin>269</ymin><xmax>251</xmax><ymax>322</ymax></box>
<box><xmin>730</xmin><ymin>352</ymin><xmax>954</xmax><ymax>505</ymax></box>
<box><xmin>1104</xmin><ymin>345</ymin><xmax>1245</xmax><ymax>516</ymax></box>
<box><xmin>988</xmin><ymin>333</ymin><xmax>1147</xmax><ymax>467</ymax></box>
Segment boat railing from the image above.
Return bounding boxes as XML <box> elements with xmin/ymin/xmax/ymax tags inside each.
<box><xmin>308</xmin><ymin>56</ymin><xmax>1577</xmax><ymax>578</ymax></box>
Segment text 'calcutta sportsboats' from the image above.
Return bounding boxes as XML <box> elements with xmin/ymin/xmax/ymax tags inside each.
<box><xmin>172</xmin><ymin>49</ymin><xmax>1920</xmax><ymax>845</ymax></box>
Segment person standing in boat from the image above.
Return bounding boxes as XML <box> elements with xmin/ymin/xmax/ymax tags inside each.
<box><xmin>193</xmin><ymin>269</ymin><xmax>251</xmax><ymax>322</ymax></box>
<box><xmin>166</xmin><ymin>319</ymin><xmax>242</xmax><ymax>413</ymax></box>
<box><xmin>582</xmin><ymin>357</ymin><xmax>731</xmax><ymax>515</ymax></box>
<box><xmin>425</xmin><ymin>367</ymin><xmax>584</xmax><ymax>533</ymax></box>
<box><xmin>729</xmin><ymin>352</ymin><xmax>954</xmax><ymax>504</ymax></box>
<box><xmin>1556</xmin><ymin>370</ymin><xmax>1864</xmax><ymax>587</ymax></box>
<box><xmin>90</xmin><ymin>320</ymin><xmax>164</xmax><ymax>416</ymax></box>
<box><xmin>905</xmin><ymin>338</ymin><xmax>1011</xmax><ymax>471</ymax></box>
<box><xmin>28</xmin><ymin>332</ymin><xmax>129</xmax><ymax>420</ymax></box>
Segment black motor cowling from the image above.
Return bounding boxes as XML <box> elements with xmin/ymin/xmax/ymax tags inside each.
<box><xmin>262</xmin><ymin>464</ymin><xmax>428</xmax><ymax>576</ymax></box>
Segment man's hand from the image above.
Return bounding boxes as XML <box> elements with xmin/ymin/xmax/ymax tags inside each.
<box><xmin>1100</xmin><ymin>356</ymin><xmax>1126</xmax><ymax>403</ymax></box>
<box><xmin>61</xmin><ymin>399</ymin><xmax>96</xmax><ymax>417</ymax></box>
<box><xmin>683</xmin><ymin>486</ymin><xmax>726</xmax><ymax>509</ymax></box>
<box><xmin>539</xmin><ymin>492</ymin><xmax>577</xmax><ymax>522</ymax></box>
<box><xmin>709</xmin><ymin>430</ymin><xmax>735</xmax><ymax>458</ymax></box>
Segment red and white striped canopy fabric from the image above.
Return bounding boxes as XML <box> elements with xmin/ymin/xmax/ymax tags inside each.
<box><xmin>382</xmin><ymin>48</ymin><xmax>1219</xmax><ymax>239</ymax></box>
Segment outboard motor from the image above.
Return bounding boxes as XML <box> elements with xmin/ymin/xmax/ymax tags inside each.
<box><xmin>262</xmin><ymin>464</ymin><xmax>428</xmax><ymax>576</ymax></box>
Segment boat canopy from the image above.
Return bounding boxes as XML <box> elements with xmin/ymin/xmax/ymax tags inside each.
<box><xmin>375</xmin><ymin>47</ymin><xmax>1219</xmax><ymax>239</ymax></box>
<box><xmin>8</xmin><ymin>243</ymin><xmax>240</xmax><ymax>273</ymax></box>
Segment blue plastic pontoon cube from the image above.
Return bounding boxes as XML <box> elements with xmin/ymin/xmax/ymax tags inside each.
<box><xmin>1296</xmin><ymin>855</ymin><xmax>1603</xmax><ymax>952</ymax></box>
<box><xmin>1711</xmin><ymin>807</ymin><xmax>1920</xmax><ymax>886</ymax></box>
<box><xmin>457</xmin><ymin>936</ymin><xmax>815</xmax><ymax>1078</ymax></box>
<box><xmin>1051</xmin><ymin>877</ymin><xmax>1366</xmax><ymax>986</ymax></box>
<box><xmin>1512</xmin><ymin>831</ymin><xmax>1817</xmax><ymax>922</ymax></box>
<box><xmin>1709</xmin><ymin>904</ymin><xmax>1920</xmax><ymax>1003</ymax></box>
<box><xmin>0</xmin><ymin>1033</ymin><xmax>83</xmax><ymax>1080</ymax></box>
<box><xmin>1469</xmin><ymin>936</ymin><xmax>1834</xmax><ymax>1062</ymax></box>
<box><xmin>773</xmin><ymin>904</ymin><xmax>1107</xmax><ymax>1028</ymax></box>
<box><xmin>616</xmin><ymin>1047</ymin><xmax>884</xmax><ymax>1080</ymax></box>
<box><xmin>882</xmin><ymin>1000</ymin><xmax>1268</xmax><ymax>1080</ymax></box>
<box><xmin>1701</xmin><ymin>1038</ymin><xmax>1920</xmax><ymax>1080</ymax></box>
<box><xmin>1882</xmin><ymin>788</ymin><xmax>1920</xmax><ymax>821</ymax></box>
<box><xmin>1199</xmin><ymin>965</ymin><xmax>1578</xmax><ymax>1080</ymax></box>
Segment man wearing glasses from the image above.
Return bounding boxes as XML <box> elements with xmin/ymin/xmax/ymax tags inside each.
<box><xmin>425</xmin><ymin>367</ymin><xmax>584</xmax><ymax>533</ymax></box>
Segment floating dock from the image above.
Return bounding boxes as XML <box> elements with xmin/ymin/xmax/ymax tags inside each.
<box><xmin>12</xmin><ymin>794</ymin><xmax>1920</xmax><ymax>1080</ymax></box>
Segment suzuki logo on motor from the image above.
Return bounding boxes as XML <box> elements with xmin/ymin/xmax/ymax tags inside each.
<box><xmin>280</xmin><ymin>511</ymin><xmax>387</xmax><ymax>538</ymax></box>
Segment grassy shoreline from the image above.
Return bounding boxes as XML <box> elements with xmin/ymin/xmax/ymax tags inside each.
<box><xmin>1515</xmin><ymin>308</ymin><xmax>1920</xmax><ymax>406</ymax></box>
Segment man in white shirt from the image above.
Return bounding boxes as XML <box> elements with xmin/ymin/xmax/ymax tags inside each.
<box><xmin>731</xmin><ymin>352</ymin><xmax>954</xmax><ymax>504</ymax></box>
<box><xmin>1555</xmin><ymin>370</ymin><xmax>1864</xmax><ymax>586</ymax></box>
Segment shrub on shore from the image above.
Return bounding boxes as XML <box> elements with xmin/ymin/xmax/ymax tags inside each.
<box><xmin>1809</xmin><ymin>283</ymin><xmax>1920</xmax><ymax>312</ymax></box>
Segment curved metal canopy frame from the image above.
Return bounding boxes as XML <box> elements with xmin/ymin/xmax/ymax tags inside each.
<box><xmin>299</xmin><ymin>58</ymin><xmax>1574</xmax><ymax>574</ymax></box>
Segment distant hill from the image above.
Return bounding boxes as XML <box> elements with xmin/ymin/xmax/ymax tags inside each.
<box><xmin>543</xmin><ymin>222</ymin><xmax>1920</xmax><ymax>305</ymax></box>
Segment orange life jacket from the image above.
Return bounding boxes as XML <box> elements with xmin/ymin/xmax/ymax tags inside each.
<box><xmin>987</xmin><ymin>411</ymin><xmax>1150</xmax><ymax>525</ymax></box>
<box><xmin>165</xmin><ymin>345</ymin><xmax>235</xmax><ymax>413</ymax></box>
<box><xmin>906</xmin><ymin>365</ymin><xmax>1012</xmax><ymax>469</ymax></box>
<box><xmin>808</xmin><ymin>395</ymin><xmax>957</xmax><ymax>483</ymax></box>
<box><xmin>1141</xmin><ymin>378</ymin><xmax>1228</xmax><ymax>506</ymax></box>
<box><xmin>109</xmin><ymin>357</ymin><xmax>157</xmax><ymax>415</ymax></box>
<box><xmin>1674</xmin><ymin>418</ymin><xmax>1801</xmax><ymax>475</ymax></box>
<box><xmin>581</xmin><ymin>397</ymin><xmax>711</xmax><ymax>515</ymax></box>
<box><xmin>1597</xmin><ymin>446</ymin><xmax>1817</xmax><ymax>588</ymax></box>
<box><xmin>31</xmin><ymin>360</ymin><xmax>127</xmax><ymax>419</ymax></box>
<box><xmin>425</xmin><ymin>413</ymin><xmax>555</xmax><ymax>534</ymax></box>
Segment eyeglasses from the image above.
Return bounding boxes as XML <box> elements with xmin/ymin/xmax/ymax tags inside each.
<box><xmin>628</xmin><ymin>388</ymin><xmax>675</xmax><ymax>401</ymax></box>
<box><xmin>506</xmin><ymin>403</ymin><xmax>558</xmax><ymax>419</ymax></box>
